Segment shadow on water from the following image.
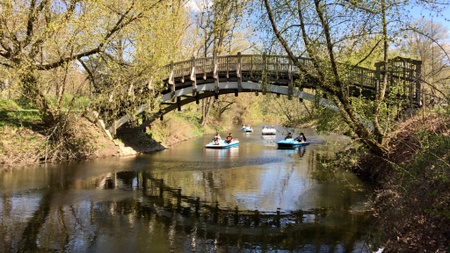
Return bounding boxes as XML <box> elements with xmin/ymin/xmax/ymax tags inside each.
<box><xmin>0</xmin><ymin>126</ymin><xmax>378</xmax><ymax>253</ymax></box>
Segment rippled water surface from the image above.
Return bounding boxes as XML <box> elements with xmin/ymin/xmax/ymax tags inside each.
<box><xmin>0</xmin><ymin>126</ymin><xmax>376</xmax><ymax>252</ymax></box>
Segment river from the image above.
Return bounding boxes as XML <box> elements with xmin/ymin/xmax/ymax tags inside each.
<box><xmin>0</xmin><ymin>126</ymin><xmax>376</xmax><ymax>253</ymax></box>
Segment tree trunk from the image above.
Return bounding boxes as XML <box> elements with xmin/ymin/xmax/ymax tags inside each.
<box><xmin>200</xmin><ymin>97</ymin><xmax>213</xmax><ymax>125</ymax></box>
<box><xmin>20</xmin><ymin>70</ymin><xmax>57</xmax><ymax>126</ymax></box>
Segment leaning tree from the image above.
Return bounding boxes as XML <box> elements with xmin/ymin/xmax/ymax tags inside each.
<box><xmin>260</xmin><ymin>0</ymin><xmax>448</xmax><ymax>156</ymax></box>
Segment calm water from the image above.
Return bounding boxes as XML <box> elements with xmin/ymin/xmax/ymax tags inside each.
<box><xmin>0</xmin><ymin>126</ymin><xmax>376</xmax><ymax>253</ymax></box>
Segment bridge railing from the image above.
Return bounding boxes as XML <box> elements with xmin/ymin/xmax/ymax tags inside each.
<box><xmin>161</xmin><ymin>54</ymin><xmax>420</xmax><ymax>104</ymax></box>
<box><xmin>164</xmin><ymin>54</ymin><xmax>380</xmax><ymax>86</ymax></box>
<box><xmin>343</xmin><ymin>65</ymin><xmax>378</xmax><ymax>91</ymax></box>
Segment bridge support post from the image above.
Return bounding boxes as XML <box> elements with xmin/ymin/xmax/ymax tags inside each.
<box><xmin>262</xmin><ymin>53</ymin><xmax>268</xmax><ymax>95</ymax></box>
<box><xmin>213</xmin><ymin>53</ymin><xmax>219</xmax><ymax>98</ymax></box>
<box><xmin>288</xmin><ymin>59</ymin><xmax>293</xmax><ymax>100</ymax></box>
<box><xmin>169</xmin><ymin>61</ymin><xmax>176</xmax><ymax>102</ymax></box>
<box><xmin>190</xmin><ymin>56</ymin><xmax>197</xmax><ymax>96</ymax></box>
<box><xmin>237</xmin><ymin>52</ymin><xmax>242</xmax><ymax>92</ymax></box>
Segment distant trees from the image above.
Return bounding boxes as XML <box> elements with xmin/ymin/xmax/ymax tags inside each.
<box><xmin>188</xmin><ymin>0</ymin><xmax>254</xmax><ymax>125</ymax></box>
<box><xmin>397</xmin><ymin>18</ymin><xmax>450</xmax><ymax>101</ymax></box>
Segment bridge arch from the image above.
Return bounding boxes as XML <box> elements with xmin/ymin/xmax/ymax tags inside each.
<box><xmin>109</xmin><ymin>82</ymin><xmax>336</xmax><ymax>135</ymax></box>
<box><xmin>106</xmin><ymin>54</ymin><xmax>422</xmax><ymax>135</ymax></box>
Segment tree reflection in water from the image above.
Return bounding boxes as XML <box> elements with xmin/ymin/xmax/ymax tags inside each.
<box><xmin>1</xmin><ymin>169</ymin><xmax>375</xmax><ymax>252</ymax></box>
<box><xmin>1</xmin><ymin>130</ymin><xmax>377</xmax><ymax>252</ymax></box>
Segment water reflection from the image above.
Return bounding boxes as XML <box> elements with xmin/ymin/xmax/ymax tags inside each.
<box><xmin>0</xmin><ymin>127</ymin><xmax>376</xmax><ymax>252</ymax></box>
<box><xmin>203</xmin><ymin>146</ymin><xmax>239</xmax><ymax>159</ymax></box>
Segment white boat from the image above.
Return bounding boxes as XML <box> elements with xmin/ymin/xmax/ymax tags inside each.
<box><xmin>261</xmin><ymin>127</ymin><xmax>276</xmax><ymax>135</ymax></box>
<box><xmin>242</xmin><ymin>126</ymin><xmax>253</xmax><ymax>132</ymax></box>
<box><xmin>205</xmin><ymin>139</ymin><xmax>239</xmax><ymax>149</ymax></box>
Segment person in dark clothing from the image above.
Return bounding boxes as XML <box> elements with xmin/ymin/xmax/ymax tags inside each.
<box><xmin>295</xmin><ymin>132</ymin><xmax>307</xmax><ymax>142</ymax></box>
<box><xmin>285</xmin><ymin>132</ymin><xmax>293</xmax><ymax>139</ymax></box>
<box><xmin>225</xmin><ymin>133</ymin><xmax>233</xmax><ymax>143</ymax></box>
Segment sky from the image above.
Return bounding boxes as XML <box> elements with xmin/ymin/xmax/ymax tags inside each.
<box><xmin>408</xmin><ymin>1</ymin><xmax>450</xmax><ymax>30</ymax></box>
<box><xmin>185</xmin><ymin>0</ymin><xmax>450</xmax><ymax>31</ymax></box>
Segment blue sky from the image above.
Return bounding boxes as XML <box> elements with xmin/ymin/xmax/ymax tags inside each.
<box><xmin>406</xmin><ymin>1</ymin><xmax>450</xmax><ymax>29</ymax></box>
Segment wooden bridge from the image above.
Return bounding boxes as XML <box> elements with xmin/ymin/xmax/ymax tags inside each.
<box><xmin>108</xmin><ymin>53</ymin><xmax>422</xmax><ymax>135</ymax></box>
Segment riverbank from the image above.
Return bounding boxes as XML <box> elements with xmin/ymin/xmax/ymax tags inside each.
<box><xmin>0</xmin><ymin>115</ymin><xmax>160</xmax><ymax>169</ymax></box>
<box><xmin>1</xmin><ymin>109</ymin><xmax>448</xmax><ymax>252</ymax></box>
<box><xmin>354</xmin><ymin>113</ymin><xmax>450</xmax><ymax>252</ymax></box>
<box><xmin>0</xmin><ymin>111</ymin><xmax>226</xmax><ymax>169</ymax></box>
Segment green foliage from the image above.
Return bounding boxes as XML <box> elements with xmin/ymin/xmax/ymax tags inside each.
<box><xmin>147</xmin><ymin>110</ymin><xmax>207</xmax><ymax>145</ymax></box>
<box><xmin>48</xmin><ymin>94</ymin><xmax>90</xmax><ymax>111</ymax></box>
<box><xmin>0</xmin><ymin>99</ymin><xmax>41</xmax><ymax>128</ymax></box>
<box><xmin>314</xmin><ymin>108</ymin><xmax>349</xmax><ymax>135</ymax></box>
<box><xmin>14</xmin><ymin>96</ymin><xmax>36</xmax><ymax>110</ymax></box>
<box><xmin>0</xmin><ymin>99</ymin><xmax>20</xmax><ymax>111</ymax></box>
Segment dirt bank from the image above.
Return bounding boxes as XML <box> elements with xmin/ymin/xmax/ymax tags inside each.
<box><xmin>358</xmin><ymin>114</ymin><xmax>450</xmax><ymax>252</ymax></box>
<box><xmin>0</xmin><ymin>116</ymin><xmax>165</xmax><ymax>169</ymax></box>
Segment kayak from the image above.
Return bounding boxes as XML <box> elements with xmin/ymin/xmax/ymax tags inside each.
<box><xmin>205</xmin><ymin>139</ymin><xmax>239</xmax><ymax>149</ymax></box>
<box><xmin>277</xmin><ymin>138</ymin><xmax>310</xmax><ymax>149</ymax></box>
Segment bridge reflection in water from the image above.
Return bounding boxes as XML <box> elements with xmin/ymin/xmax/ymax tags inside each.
<box><xmin>0</xmin><ymin>130</ymin><xmax>376</xmax><ymax>252</ymax></box>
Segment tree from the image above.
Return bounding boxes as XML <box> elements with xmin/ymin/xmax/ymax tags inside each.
<box><xmin>80</xmin><ymin>0</ymin><xmax>189</xmax><ymax>126</ymax></box>
<box><xmin>188</xmin><ymin>0</ymin><xmax>252</xmax><ymax>125</ymax></box>
<box><xmin>397</xmin><ymin>18</ymin><xmax>450</xmax><ymax>101</ymax></box>
<box><xmin>260</xmin><ymin>0</ymin><xmax>448</xmax><ymax>156</ymax></box>
<box><xmin>0</xmin><ymin>0</ymin><xmax>186</xmax><ymax>160</ymax></box>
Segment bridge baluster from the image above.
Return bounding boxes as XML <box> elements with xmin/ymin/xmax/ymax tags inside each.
<box><xmin>226</xmin><ymin>56</ymin><xmax>230</xmax><ymax>80</ymax></box>
<box><xmin>214</xmin><ymin>53</ymin><xmax>219</xmax><ymax>96</ymax></box>
<box><xmin>262</xmin><ymin>53</ymin><xmax>267</xmax><ymax>95</ymax></box>
<box><xmin>237</xmin><ymin>52</ymin><xmax>242</xmax><ymax>91</ymax></box>
<box><xmin>190</xmin><ymin>56</ymin><xmax>197</xmax><ymax>96</ymax></box>
<box><xmin>169</xmin><ymin>61</ymin><xmax>175</xmax><ymax>102</ymax></box>
<box><xmin>202</xmin><ymin>58</ymin><xmax>206</xmax><ymax>80</ymax></box>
